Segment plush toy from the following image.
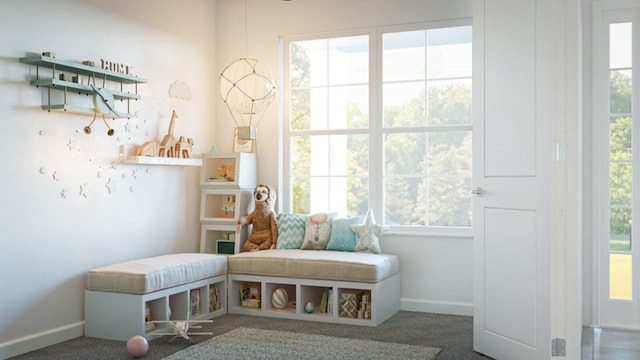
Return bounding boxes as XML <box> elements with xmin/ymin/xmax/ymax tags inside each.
<box><xmin>239</xmin><ymin>184</ymin><xmax>278</xmax><ymax>252</ymax></box>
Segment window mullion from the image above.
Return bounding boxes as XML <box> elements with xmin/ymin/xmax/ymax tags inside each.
<box><xmin>370</xmin><ymin>29</ymin><xmax>384</xmax><ymax>221</ymax></box>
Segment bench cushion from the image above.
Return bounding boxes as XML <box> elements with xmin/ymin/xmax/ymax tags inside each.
<box><xmin>87</xmin><ymin>253</ymin><xmax>227</xmax><ymax>294</ymax></box>
<box><xmin>228</xmin><ymin>249</ymin><xmax>399</xmax><ymax>283</ymax></box>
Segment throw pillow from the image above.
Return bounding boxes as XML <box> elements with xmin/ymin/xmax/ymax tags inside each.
<box><xmin>351</xmin><ymin>209</ymin><xmax>389</xmax><ymax>254</ymax></box>
<box><xmin>326</xmin><ymin>216</ymin><xmax>361</xmax><ymax>251</ymax></box>
<box><xmin>300</xmin><ymin>213</ymin><xmax>336</xmax><ymax>250</ymax></box>
<box><xmin>276</xmin><ymin>213</ymin><xmax>307</xmax><ymax>249</ymax></box>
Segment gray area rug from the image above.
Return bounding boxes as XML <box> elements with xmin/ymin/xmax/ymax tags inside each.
<box><xmin>161</xmin><ymin>327</ymin><xmax>440</xmax><ymax>360</ymax></box>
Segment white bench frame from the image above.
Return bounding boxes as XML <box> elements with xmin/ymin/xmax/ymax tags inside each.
<box><xmin>84</xmin><ymin>275</ymin><xmax>226</xmax><ymax>341</ymax></box>
<box><xmin>227</xmin><ymin>272</ymin><xmax>400</xmax><ymax>326</ymax></box>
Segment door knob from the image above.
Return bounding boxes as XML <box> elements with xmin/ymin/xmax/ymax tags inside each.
<box><xmin>471</xmin><ymin>187</ymin><xmax>485</xmax><ymax>197</ymax></box>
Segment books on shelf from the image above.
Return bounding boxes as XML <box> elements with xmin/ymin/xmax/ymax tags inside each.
<box><xmin>320</xmin><ymin>288</ymin><xmax>333</xmax><ymax>314</ymax></box>
<box><xmin>191</xmin><ymin>289</ymin><xmax>201</xmax><ymax>316</ymax></box>
<box><xmin>239</xmin><ymin>282</ymin><xmax>261</xmax><ymax>308</ymax></box>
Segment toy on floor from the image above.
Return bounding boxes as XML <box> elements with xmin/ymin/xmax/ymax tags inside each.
<box><xmin>238</xmin><ymin>184</ymin><xmax>278</xmax><ymax>252</ymax></box>
<box><xmin>126</xmin><ymin>335</ymin><xmax>148</xmax><ymax>358</ymax></box>
<box><xmin>147</xmin><ymin>312</ymin><xmax>213</xmax><ymax>343</ymax></box>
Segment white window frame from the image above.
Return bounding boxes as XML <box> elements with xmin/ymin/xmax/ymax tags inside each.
<box><xmin>592</xmin><ymin>0</ymin><xmax>640</xmax><ymax>328</ymax></box>
<box><xmin>280</xmin><ymin>19</ymin><xmax>473</xmax><ymax>237</ymax></box>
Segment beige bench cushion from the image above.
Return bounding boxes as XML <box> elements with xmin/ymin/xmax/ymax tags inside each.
<box><xmin>87</xmin><ymin>253</ymin><xmax>227</xmax><ymax>294</ymax></box>
<box><xmin>228</xmin><ymin>249</ymin><xmax>399</xmax><ymax>283</ymax></box>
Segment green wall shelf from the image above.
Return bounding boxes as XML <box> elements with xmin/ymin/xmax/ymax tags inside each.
<box><xmin>20</xmin><ymin>54</ymin><xmax>147</xmax><ymax>119</ymax></box>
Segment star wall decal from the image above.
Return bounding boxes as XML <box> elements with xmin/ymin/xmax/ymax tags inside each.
<box><xmin>105</xmin><ymin>177</ymin><xmax>112</xmax><ymax>194</ymax></box>
<box><xmin>79</xmin><ymin>183</ymin><xmax>88</xmax><ymax>198</ymax></box>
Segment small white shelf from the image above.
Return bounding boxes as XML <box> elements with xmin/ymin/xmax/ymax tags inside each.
<box><xmin>122</xmin><ymin>156</ymin><xmax>202</xmax><ymax>166</ymax></box>
<box><xmin>200</xmin><ymin>153</ymin><xmax>257</xmax><ymax>189</ymax></box>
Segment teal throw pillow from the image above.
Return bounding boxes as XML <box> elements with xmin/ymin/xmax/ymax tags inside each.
<box><xmin>326</xmin><ymin>216</ymin><xmax>361</xmax><ymax>251</ymax></box>
<box><xmin>276</xmin><ymin>213</ymin><xmax>306</xmax><ymax>249</ymax></box>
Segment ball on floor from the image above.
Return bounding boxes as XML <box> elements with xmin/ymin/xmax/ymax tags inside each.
<box><xmin>126</xmin><ymin>335</ymin><xmax>149</xmax><ymax>358</ymax></box>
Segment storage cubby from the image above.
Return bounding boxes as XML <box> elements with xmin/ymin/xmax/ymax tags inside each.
<box><xmin>200</xmin><ymin>153</ymin><xmax>256</xmax><ymax>189</ymax></box>
<box><xmin>200</xmin><ymin>188</ymin><xmax>251</xmax><ymax>223</ymax></box>
<box><xmin>208</xmin><ymin>284</ymin><xmax>223</xmax><ymax>312</ymax></box>
<box><xmin>199</xmin><ymin>153</ymin><xmax>256</xmax><ymax>256</ymax></box>
<box><xmin>299</xmin><ymin>285</ymin><xmax>331</xmax><ymax>317</ymax></box>
<box><xmin>337</xmin><ymin>288</ymin><xmax>372</xmax><ymax>320</ymax></box>
<box><xmin>227</xmin><ymin>273</ymin><xmax>400</xmax><ymax>326</ymax></box>
<box><xmin>264</xmin><ymin>282</ymin><xmax>297</xmax><ymax>315</ymax></box>
<box><xmin>200</xmin><ymin>224</ymin><xmax>248</xmax><ymax>255</ymax></box>
<box><xmin>85</xmin><ymin>275</ymin><xmax>226</xmax><ymax>341</ymax></box>
<box><xmin>169</xmin><ymin>292</ymin><xmax>188</xmax><ymax>320</ymax></box>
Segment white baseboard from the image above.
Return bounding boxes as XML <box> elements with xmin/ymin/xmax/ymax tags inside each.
<box><xmin>0</xmin><ymin>321</ymin><xmax>84</xmax><ymax>360</ymax></box>
<box><xmin>401</xmin><ymin>298</ymin><xmax>473</xmax><ymax>316</ymax></box>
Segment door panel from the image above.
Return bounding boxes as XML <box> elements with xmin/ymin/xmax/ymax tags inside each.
<box><xmin>483</xmin><ymin>0</ymin><xmax>536</xmax><ymax>177</ymax></box>
<box><xmin>473</xmin><ymin>0</ymin><xmax>551</xmax><ymax>359</ymax></box>
<box><xmin>484</xmin><ymin>208</ymin><xmax>537</xmax><ymax>347</ymax></box>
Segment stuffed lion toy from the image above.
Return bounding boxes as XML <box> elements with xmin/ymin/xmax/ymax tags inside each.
<box><xmin>239</xmin><ymin>184</ymin><xmax>278</xmax><ymax>252</ymax></box>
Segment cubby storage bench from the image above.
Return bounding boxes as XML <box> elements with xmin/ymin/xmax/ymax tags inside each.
<box><xmin>84</xmin><ymin>253</ymin><xmax>227</xmax><ymax>341</ymax></box>
<box><xmin>227</xmin><ymin>249</ymin><xmax>400</xmax><ymax>326</ymax></box>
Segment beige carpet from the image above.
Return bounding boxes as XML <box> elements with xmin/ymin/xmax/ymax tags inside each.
<box><xmin>161</xmin><ymin>327</ymin><xmax>440</xmax><ymax>360</ymax></box>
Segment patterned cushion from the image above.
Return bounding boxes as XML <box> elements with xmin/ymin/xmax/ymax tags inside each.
<box><xmin>326</xmin><ymin>216</ymin><xmax>361</xmax><ymax>251</ymax></box>
<box><xmin>300</xmin><ymin>213</ymin><xmax>336</xmax><ymax>250</ymax></box>
<box><xmin>351</xmin><ymin>209</ymin><xmax>389</xmax><ymax>254</ymax></box>
<box><xmin>276</xmin><ymin>213</ymin><xmax>306</xmax><ymax>249</ymax></box>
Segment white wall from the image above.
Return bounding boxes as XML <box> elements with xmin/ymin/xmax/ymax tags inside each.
<box><xmin>0</xmin><ymin>0</ymin><xmax>217</xmax><ymax>357</ymax></box>
<box><xmin>213</xmin><ymin>0</ymin><xmax>475</xmax><ymax>316</ymax></box>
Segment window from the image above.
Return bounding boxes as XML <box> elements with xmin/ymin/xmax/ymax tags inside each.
<box><xmin>594</xmin><ymin>3</ymin><xmax>640</xmax><ymax>329</ymax></box>
<box><xmin>607</xmin><ymin>20</ymin><xmax>633</xmax><ymax>300</ymax></box>
<box><xmin>282</xmin><ymin>21</ymin><xmax>472</xmax><ymax>231</ymax></box>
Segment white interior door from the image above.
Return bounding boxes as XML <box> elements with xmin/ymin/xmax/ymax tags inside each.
<box><xmin>473</xmin><ymin>0</ymin><xmax>551</xmax><ymax>359</ymax></box>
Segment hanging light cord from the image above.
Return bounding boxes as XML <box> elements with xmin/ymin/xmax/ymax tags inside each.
<box><xmin>244</xmin><ymin>0</ymin><xmax>249</xmax><ymax>58</ymax></box>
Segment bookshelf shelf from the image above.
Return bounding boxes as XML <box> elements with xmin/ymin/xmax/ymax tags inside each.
<box><xmin>227</xmin><ymin>274</ymin><xmax>392</xmax><ymax>326</ymax></box>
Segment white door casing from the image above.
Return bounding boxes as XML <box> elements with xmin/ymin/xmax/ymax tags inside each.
<box><xmin>473</xmin><ymin>0</ymin><xmax>552</xmax><ymax>359</ymax></box>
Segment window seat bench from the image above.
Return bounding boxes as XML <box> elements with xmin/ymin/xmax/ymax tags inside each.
<box><xmin>84</xmin><ymin>253</ymin><xmax>227</xmax><ymax>341</ymax></box>
<box><xmin>227</xmin><ymin>249</ymin><xmax>401</xmax><ymax>326</ymax></box>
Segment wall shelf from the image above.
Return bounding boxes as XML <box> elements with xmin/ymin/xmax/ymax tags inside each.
<box><xmin>40</xmin><ymin>104</ymin><xmax>134</xmax><ymax>118</ymax></box>
<box><xmin>122</xmin><ymin>156</ymin><xmax>202</xmax><ymax>166</ymax></box>
<box><xmin>19</xmin><ymin>55</ymin><xmax>147</xmax><ymax>84</ymax></box>
<box><xmin>20</xmin><ymin>54</ymin><xmax>146</xmax><ymax>119</ymax></box>
<box><xmin>30</xmin><ymin>79</ymin><xmax>141</xmax><ymax>100</ymax></box>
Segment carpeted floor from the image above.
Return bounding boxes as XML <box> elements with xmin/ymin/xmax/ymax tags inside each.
<box><xmin>162</xmin><ymin>327</ymin><xmax>440</xmax><ymax>359</ymax></box>
<box><xmin>10</xmin><ymin>311</ymin><xmax>491</xmax><ymax>360</ymax></box>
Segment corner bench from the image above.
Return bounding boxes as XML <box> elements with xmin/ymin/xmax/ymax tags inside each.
<box><xmin>227</xmin><ymin>249</ymin><xmax>400</xmax><ymax>326</ymax></box>
<box><xmin>84</xmin><ymin>253</ymin><xmax>227</xmax><ymax>341</ymax></box>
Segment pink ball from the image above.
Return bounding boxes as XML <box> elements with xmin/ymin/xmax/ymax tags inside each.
<box><xmin>126</xmin><ymin>335</ymin><xmax>149</xmax><ymax>358</ymax></box>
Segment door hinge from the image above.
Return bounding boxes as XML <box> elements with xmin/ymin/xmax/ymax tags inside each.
<box><xmin>552</xmin><ymin>338</ymin><xmax>566</xmax><ymax>357</ymax></box>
